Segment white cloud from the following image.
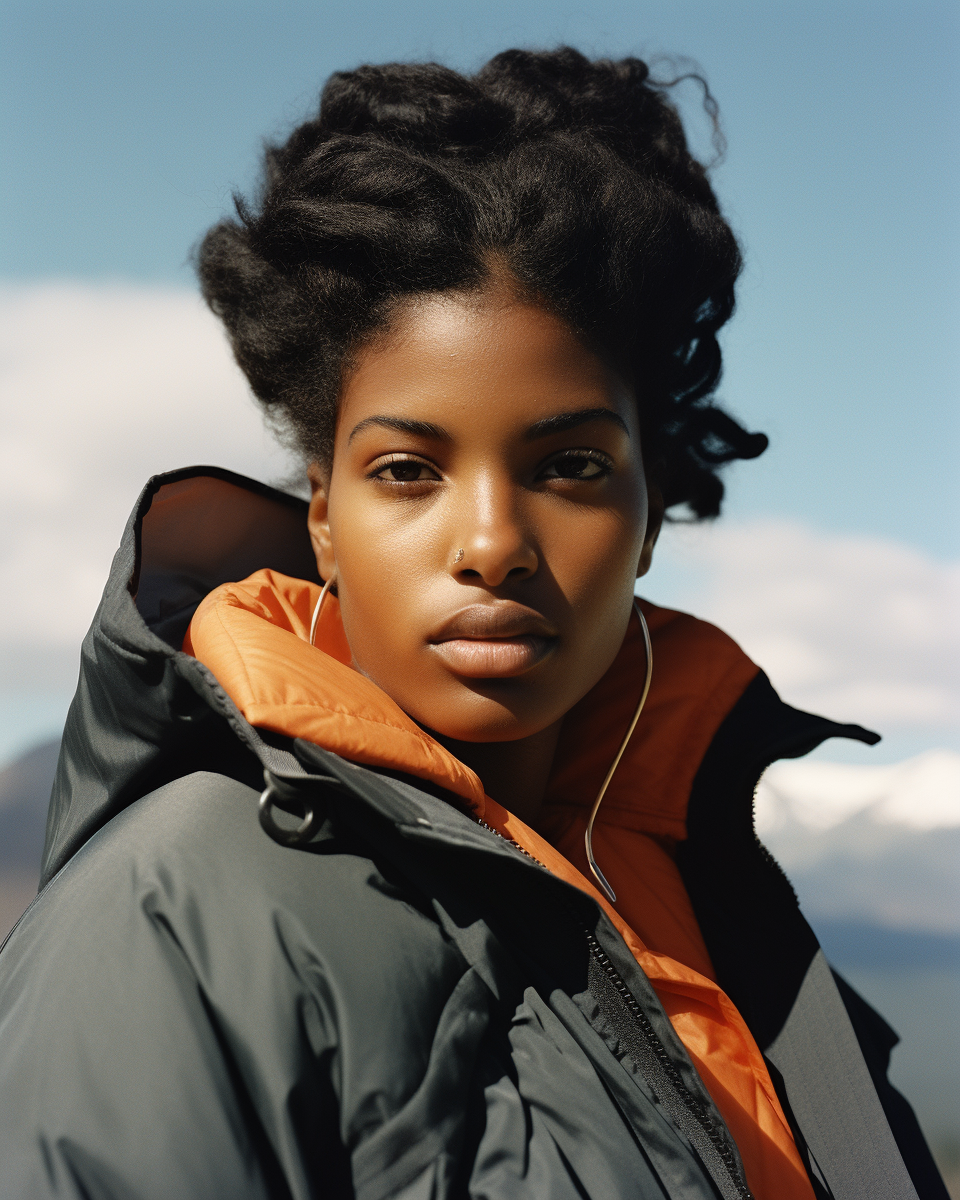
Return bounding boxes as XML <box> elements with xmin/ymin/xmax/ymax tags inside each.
<box><xmin>648</xmin><ymin>519</ymin><xmax>960</xmax><ymax>736</ymax></box>
<box><xmin>0</xmin><ymin>282</ymin><xmax>293</xmax><ymax>672</ymax></box>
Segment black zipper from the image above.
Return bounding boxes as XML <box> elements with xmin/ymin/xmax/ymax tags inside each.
<box><xmin>476</xmin><ymin>817</ymin><xmax>754</xmax><ymax>1200</ymax></box>
<box><xmin>580</xmin><ymin>923</ymin><xmax>753</xmax><ymax>1199</ymax></box>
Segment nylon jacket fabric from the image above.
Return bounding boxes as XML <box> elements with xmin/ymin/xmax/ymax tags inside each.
<box><xmin>0</xmin><ymin>467</ymin><xmax>948</xmax><ymax>1200</ymax></box>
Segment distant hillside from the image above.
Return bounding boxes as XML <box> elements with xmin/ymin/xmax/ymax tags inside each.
<box><xmin>0</xmin><ymin>738</ymin><xmax>59</xmax><ymax>871</ymax></box>
<box><xmin>814</xmin><ymin>919</ymin><xmax>960</xmax><ymax>971</ymax></box>
<box><xmin>0</xmin><ymin>738</ymin><xmax>59</xmax><ymax>940</ymax></box>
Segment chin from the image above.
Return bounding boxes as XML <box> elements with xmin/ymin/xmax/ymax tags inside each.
<box><xmin>418</xmin><ymin>690</ymin><xmax>559</xmax><ymax>745</ymax></box>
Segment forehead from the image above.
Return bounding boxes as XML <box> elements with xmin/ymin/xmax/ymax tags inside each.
<box><xmin>336</xmin><ymin>290</ymin><xmax>637</xmax><ymax>439</ymax></box>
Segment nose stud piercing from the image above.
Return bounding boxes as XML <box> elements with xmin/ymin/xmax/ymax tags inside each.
<box><xmin>454</xmin><ymin>548</ymin><xmax>464</xmax><ymax>564</ymax></box>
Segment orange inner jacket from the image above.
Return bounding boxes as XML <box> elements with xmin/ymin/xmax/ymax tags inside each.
<box><xmin>184</xmin><ymin>569</ymin><xmax>815</xmax><ymax>1200</ymax></box>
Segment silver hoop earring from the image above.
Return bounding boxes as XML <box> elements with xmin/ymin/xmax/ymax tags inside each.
<box><xmin>584</xmin><ymin>598</ymin><xmax>653</xmax><ymax>903</ymax></box>
<box><xmin>309</xmin><ymin>576</ymin><xmax>335</xmax><ymax>647</ymax></box>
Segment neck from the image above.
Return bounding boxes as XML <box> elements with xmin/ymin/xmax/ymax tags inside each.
<box><xmin>433</xmin><ymin>720</ymin><xmax>563</xmax><ymax>827</ymax></box>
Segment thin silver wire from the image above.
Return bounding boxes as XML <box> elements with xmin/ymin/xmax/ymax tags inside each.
<box><xmin>308</xmin><ymin>576</ymin><xmax>335</xmax><ymax>647</ymax></box>
<box><xmin>584</xmin><ymin>598</ymin><xmax>653</xmax><ymax>903</ymax></box>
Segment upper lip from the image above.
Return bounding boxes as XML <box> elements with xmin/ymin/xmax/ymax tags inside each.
<box><xmin>429</xmin><ymin>603</ymin><xmax>559</xmax><ymax>643</ymax></box>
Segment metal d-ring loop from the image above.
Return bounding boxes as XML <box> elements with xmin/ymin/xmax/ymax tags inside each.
<box><xmin>258</xmin><ymin>771</ymin><xmax>318</xmax><ymax>846</ymax></box>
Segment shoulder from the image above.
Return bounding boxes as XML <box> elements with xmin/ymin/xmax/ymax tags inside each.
<box><xmin>17</xmin><ymin>772</ymin><xmax>303</xmax><ymax>948</ymax></box>
<box><xmin>0</xmin><ymin>772</ymin><xmax>322</xmax><ymax>1026</ymax></box>
<box><xmin>0</xmin><ymin>770</ymin><xmax>466</xmax><ymax>1196</ymax></box>
<box><xmin>2</xmin><ymin>768</ymin><xmax>464</xmax><ymax>1041</ymax></box>
<box><xmin>7</xmin><ymin>769</ymin><xmax>442</xmax><ymax>981</ymax></box>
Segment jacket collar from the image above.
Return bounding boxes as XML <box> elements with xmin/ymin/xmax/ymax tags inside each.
<box><xmin>184</xmin><ymin>567</ymin><xmax>764</xmax><ymax>842</ymax></box>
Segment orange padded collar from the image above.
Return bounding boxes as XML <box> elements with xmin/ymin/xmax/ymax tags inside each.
<box><xmin>183</xmin><ymin>569</ymin><xmax>759</xmax><ymax>837</ymax></box>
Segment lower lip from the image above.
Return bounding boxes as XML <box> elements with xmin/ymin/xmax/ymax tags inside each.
<box><xmin>430</xmin><ymin>636</ymin><xmax>555</xmax><ymax>678</ymax></box>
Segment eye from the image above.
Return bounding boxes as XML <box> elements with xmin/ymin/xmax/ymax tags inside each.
<box><xmin>539</xmin><ymin>452</ymin><xmax>612</xmax><ymax>481</ymax></box>
<box><xmin>371</xmin><ymin>456</ymin><xmax>441</xmax><ymax>483</ymax></box>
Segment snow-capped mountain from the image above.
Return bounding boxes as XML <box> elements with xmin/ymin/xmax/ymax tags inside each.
<box><xmin>757</xmin><ymin>751</ymin><xmax>960</xmax><ymax>943</ymax></box>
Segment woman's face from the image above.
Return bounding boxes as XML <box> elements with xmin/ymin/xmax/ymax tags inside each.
<box><xmin>308</xmin><ymin>287</ymin><xmax>661</xmax><ymax>743</ymax></box>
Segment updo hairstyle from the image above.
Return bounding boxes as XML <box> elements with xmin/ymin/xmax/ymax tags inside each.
<box><xmin>197</xmin><ymin>47</ymin><xmax>767</xmax><ymax>517</ymax></box>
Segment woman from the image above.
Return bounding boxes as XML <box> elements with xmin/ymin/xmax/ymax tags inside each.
<box><xmin>0</xmin><ymin>48</ymin><xmax>946</xmax><ymax>1199</ymax></box>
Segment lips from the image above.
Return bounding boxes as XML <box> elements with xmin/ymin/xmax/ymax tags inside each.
<box><xmin>428</xmin><ymin>604</ymin><xmax>559</xmax><ymax>679</ymax></box>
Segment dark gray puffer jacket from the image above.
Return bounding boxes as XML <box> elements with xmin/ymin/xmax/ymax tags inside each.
<box><xmin>0</xmin><ymin>468</ymin><xmax>947</xmax><ymax>1200</ymax></box>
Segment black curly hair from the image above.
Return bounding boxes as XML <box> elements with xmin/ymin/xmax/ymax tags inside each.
<box><xmin>197</xmin><ymin>46</ymin><xmax>767</xmax><ymax>518</ymax></box>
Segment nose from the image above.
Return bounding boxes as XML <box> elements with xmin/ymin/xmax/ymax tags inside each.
<box><xmin>451</xmin><ymin>472</ymin><xmax>538</xmax><ymax>587</ymax></box>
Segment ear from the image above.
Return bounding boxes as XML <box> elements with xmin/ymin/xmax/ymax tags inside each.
<box><xmin>306</xmin><ymin>462</ymin><xmax>337</xmax><ymax>583</ymax></box>
<box><xmin>636</xmin><ymin>482</ymin><xmax>664</xmax><ymax>579</ymax></box>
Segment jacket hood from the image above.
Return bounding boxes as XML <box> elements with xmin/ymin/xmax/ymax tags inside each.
<box><xmin>42</xmin><ymin>468</ymin><xmax>321</xmax><ymax>887</ymax></box>
<box><xmin>43</xmin><ymin>466</ymin><xmax>879</xmax><ymax>890</ymax></box>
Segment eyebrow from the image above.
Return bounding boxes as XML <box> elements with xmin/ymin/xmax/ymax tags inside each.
<box><xmin>523</xmin><ymin>407</ymin><xmax>630</xmax><ymax>441</ymax></box>
<box><xmin>348</xmin><ymin>407</ymin><xmax>629</xmax><ymax>445</ymax></box>
<box><xmin>348</xmin><ymin>416</ymin><xmax>452</xmax><ymax>444</ymax></box>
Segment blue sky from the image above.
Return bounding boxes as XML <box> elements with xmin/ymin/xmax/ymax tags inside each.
<box><xmin>1</xmin><ymin>0</ymin><xmax>958</xmax><ymax>764</ymax></box>
<box><xmin>3</xmin><ymin>0</ymin><xmax>958</xmax><ymax>553</ymax></box>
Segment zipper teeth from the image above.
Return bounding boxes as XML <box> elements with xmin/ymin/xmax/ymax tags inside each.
<box><xmin>476</xmin><ymin>818</ymin><xmax>542</xmax><ymax>861</ymax></box>
<box><xmin>580</xmin><ymin>925</ymin><xmax>753</xmax><ymax>1200</ymax></box>
<box><xmin>476</xmin><ymin>817</ymin><xmax>753</xmax><ymax>1200</ymax></box>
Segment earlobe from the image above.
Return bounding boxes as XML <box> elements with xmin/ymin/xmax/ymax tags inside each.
<box><xmin>306</xmin><ymin>462</ymin><xmax>337</xmax><ymax>583</ymax></box>
<box><xmin>636</xmin><ymin>483</ymin><xmax>665</xmax><ymax>579</ymax></box>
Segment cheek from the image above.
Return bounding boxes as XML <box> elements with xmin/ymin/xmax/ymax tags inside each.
<box><xmin>553</xmin><ymin>508</ymin><xmax>646</xmax><ymax>658</ymax></box>
<box><xmin>325</xmin><ymin>486</ymin><xmax>436</xmax><ymax>676</ymax></box>
<box><xmin>341</xmin><ymin>564</ymin><xmax>431</xmax><ymax>668</ymax></box>
<box><xmin>536</xmin><ymin>481</ymin><xmax>649</xmax><ymax>693</ymax></box>
<box><xmin>550</xmin><ymin>476</ymin><xmax>648</xmax><ymax>604</ymax></box>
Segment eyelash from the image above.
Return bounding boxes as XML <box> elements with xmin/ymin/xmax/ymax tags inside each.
<box><xmin>368</xmin><ymin>454</ymin><xmax>440</xmax><ymax>485</ymax></box>
<box><xmin>538</xmin><ymin>450</ymin><xmax>614</xmax><ymax>480</ymax></box>
<box><xmin>368</xmin><ymin>449</ymin><xmax>615</xmax><ymax>486</ymax></box>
